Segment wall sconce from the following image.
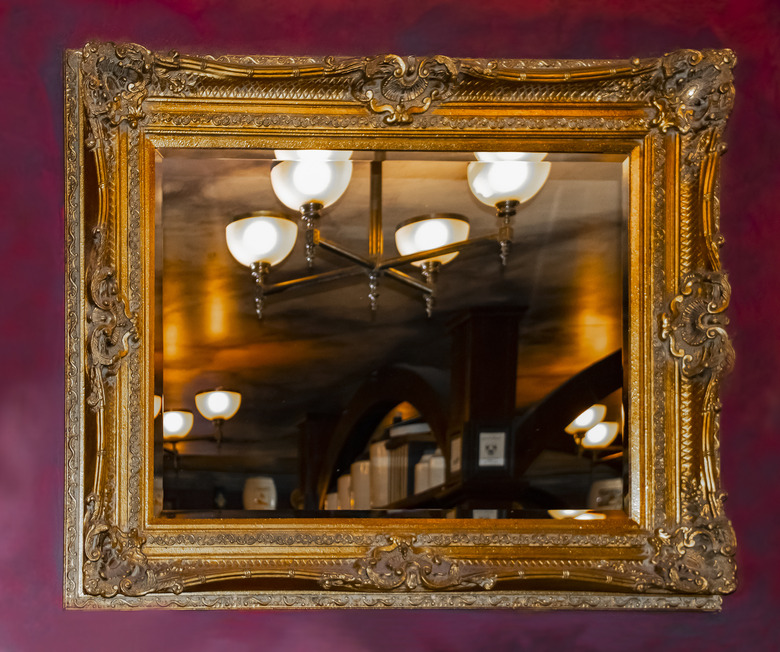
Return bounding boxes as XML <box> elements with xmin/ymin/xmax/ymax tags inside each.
<box><xmin>564</xmin><ymin>404</ymin><xmax>607</xmax><ymax>435</ymax></box>
<box><xmin>154</xmin><ymin>394</ymin><xmax>162</xmax><ymax>418</ymax></box>
<box><xmin>162</xmin><ymin>409</ymin><xmax>193</xmax><ymax>471</ymax></box>
<box><xmin>564</xmin><ymin>404</ymin><xmax>621</xmax><ymax>451</ymax></box>
<box><xmin>580</xmin><ymin>422</ymin><xmax>620</xmax><ymax>449</ymax></box>
<box><xmin>162</xmin><ymin>410</ymin><xmax>194</xmax><ymax>440</ymax></box>
<box><xmin>394</xmin><ymin>213</ymin><xmax>470</xmax><ymax>315</ymax></box>
<box><xmin>548</xmin><ymin>509</ymin><xmax>607</xmax><ymax>520</ymax></box>
<box><xmin>194</xmin><ymin>389</ymin><xmax>242</xmax><ymax>450</ymax></box>
<box><xmin>226</xmin><ymin>151</ymin><xmax>550</xmax><ymax>319</ymax></box>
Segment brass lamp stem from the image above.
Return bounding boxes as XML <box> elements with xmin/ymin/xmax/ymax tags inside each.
<box><xmin>250</xmin><ymin>261</ymin><xmax>271</xmax><ymax>320</ymax></box>
<box><xmin>368</xmin><ymin>271</ymin><xmax>379</xmax><ymax>315</ymax></box>
<box><xmin>214</xmin><ymin>418</ymin><xmax>225</xmax><ymax>451</ymax></box>
<box><xmin>300</xmin><ymin>201</ymin><xmax>323</xmax><ymax>269</ymax></box>
<box><xmin>495</xmin><ymin>199</ymin><xmax>519</xmax><ymax>267</ymax></box>
<box><xmin>421</xmin><ymin>260</ymin><xmax>441</xmax><ymax>317</ymax></box>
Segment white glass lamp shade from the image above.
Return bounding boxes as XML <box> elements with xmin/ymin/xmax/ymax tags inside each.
<box><xmin>581</xmin><ymin>421</ymin><xmax>620</xmax><ymax>449</ymax></box>
<box><xmin>548</xmin><ymin>509</ymin><xmax>588</xmax><ymax>519</ymax></box>
<box><xmin>195</xmin><ymin>390</ymin><xmax>241</xmax><ymax>421</ymax></box>
<box><xmin>475</xmin><ymin>152</ymin><xmax>548</xmax><ymax>162</ymax></box>
<box><xmin>467</xmin><ymin>160</ymin><xmax>551</xmax><ymax>206</ymax></box>
<box><xmin>225</xmin><ymin>211</ymin><xmax>298</xmax><ymax>267</ymax></box>
<box><xmin>394</xmin><ymin>214</ymin><xmax>470</xmax><ymax>267</ymax></box>
<box><xmin>153</xmin><ymin>395</ymin><xmax>162</xmax><ymax>418</ymax></box>
<box><xmin>273</xmin><ymin>149</ymin><xmax>352</xmax><ymax>162</ymax></box>
<box><xmin>162</xmin><ymin>410</ymin><xmax>193</xmax><ymax>440</ymax></box>
<box><xmin>270</xmin><ymin>159</ymin><xmax>353</xmax><ymax>210</ymax></box>
<box><xmin>564</xmin><ymin>404</ymin><xmax>607</xmax><ymax>434</ymax></box>
<box><xmin>548</xmin><ymin>509</ymin><xmax>606</xmax><ymax>520</ymax></box>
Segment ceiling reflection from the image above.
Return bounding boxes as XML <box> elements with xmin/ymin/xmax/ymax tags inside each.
<box><xmin>155</xmin><ymin>150</ymin><xmax>627</xmax><ymax>519</ymax></box>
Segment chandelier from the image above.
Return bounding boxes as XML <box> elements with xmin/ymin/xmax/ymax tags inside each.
<box><xmin>225</xmin><ymin>150</ymin><xmax>551</xmax><ymax>319</ymax></box>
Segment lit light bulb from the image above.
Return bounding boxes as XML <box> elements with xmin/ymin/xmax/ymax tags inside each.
<box><xmin>486</xmin><ymin>161</ymin><xmax>531</xmax><ymax>194</ymax></box>
<box><xmin>244</xmin><ymin>219</ymin><xmax>279</xmax><ymax>258</ymax></box>
<box><xmin>207</xmin><ymin>392</ymin><xmax>230</xmax><ymax>414</ymax></box>
<box><xmin>413</xmin><ymin>219</ymin><xmax>449</xmax><ymax>251</ymax></box>
<box><xmin>291</xmin><ymin>162</ymin><xmax>332</xmax><ymax>197</ymax></box>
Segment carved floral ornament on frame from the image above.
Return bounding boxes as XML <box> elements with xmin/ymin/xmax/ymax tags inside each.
<box><xmin>65</xmin><ymin>42</ymin><xmax>736</xmax><ymax>610</ymax></box>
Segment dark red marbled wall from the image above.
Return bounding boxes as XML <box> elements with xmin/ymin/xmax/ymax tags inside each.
<box><xmin>1</xmin><ymin>0</ymin><xmax>778</xmax><ymax>648</ymax></box>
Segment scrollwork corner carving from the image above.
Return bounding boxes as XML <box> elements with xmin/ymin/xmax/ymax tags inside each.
<box><xmin>81</xmin><ymin>41</ymin><xmax>156</xmax><ymax>130</ymax></box>
<box><xmin>651</xmin><ymin>49</ymin><xmax>736</xmax><ymax>135</ymax></box>
<box><xmin>648</xmin><ymin>492</ymin><xmax>736</xmax><ymax>595</ymax></box>
<box><xmin>320</xmin><ymin>537</ymin><xmax>496</xmax><ymax>591</ymax></box>
<box><xmin>83</xmin><ymin>493</ymin><xmax>184</xmax><ymax>598</ymax></box>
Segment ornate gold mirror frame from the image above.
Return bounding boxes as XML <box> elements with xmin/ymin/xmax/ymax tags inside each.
<box><xmin>64</xmin><ymin>42</ymin><xmax>736</xmax><ymax>609</ymax></box>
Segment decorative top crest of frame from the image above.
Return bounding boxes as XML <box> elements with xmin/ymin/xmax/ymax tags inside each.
<box><xmin>79</xmin><ymin>41</ymin><xmax>735</xmax><ymax>132</ymax></box>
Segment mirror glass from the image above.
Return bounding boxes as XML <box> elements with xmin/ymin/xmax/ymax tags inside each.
<box><xmin>154</xmin><ymin>149</ymin><xmax>627</xmax><ymax>520</ymax></box>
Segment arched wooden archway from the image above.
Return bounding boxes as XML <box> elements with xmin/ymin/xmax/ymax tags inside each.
<box><xmin>316</xmin><ymin>364</ymin><xmax>449</xmax><ymax>506</ymax></box>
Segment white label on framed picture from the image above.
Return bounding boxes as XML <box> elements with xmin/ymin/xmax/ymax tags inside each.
<box><xmin>478</xmin><ymin>431</ymin><xmax>506</xmax><ymax>467</ymax></box>
<box><xmin>450</xmin><ymin>437</ymin><xmax>462</xmax><ymax>473</ymax></box>
<box><xmin>473</xmin><ymin>509</ymin><xmax>499</xmax><ymax>519</ymax></box>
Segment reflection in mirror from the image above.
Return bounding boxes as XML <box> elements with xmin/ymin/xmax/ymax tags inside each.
<box><xmin>154</xmin><ymin>149</ymin><xmax>627</xmax><ymax>520</ymax></box>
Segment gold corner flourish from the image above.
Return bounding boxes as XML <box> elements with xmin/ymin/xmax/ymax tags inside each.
<box><xmin>651</xmin><ymin>49</ymin><xmax>736</xmax><ymax>135</ymax></box>
<box><xmin>83</xmin><ymin>493</ymin><xmax>184</xmax><ymax>598</ymax></box>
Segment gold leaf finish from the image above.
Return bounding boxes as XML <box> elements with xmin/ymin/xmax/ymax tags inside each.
<box><xmin>64</xmin><ymin>43</ymin><xmax>736</xmax><ymax>609</ymax></box>
<box><xmin>321</xmin><ymin>537</ymin><xmax>496</xmax><ymax>591</ymax></box>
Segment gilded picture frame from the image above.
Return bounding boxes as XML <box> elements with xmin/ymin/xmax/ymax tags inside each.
<box><xmin>64</xmin><ymin>42</ymin><xmax>736</xmax><ymax>609</ymax></box>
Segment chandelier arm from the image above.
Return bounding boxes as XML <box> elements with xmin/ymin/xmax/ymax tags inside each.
<box><xmin>383</xmin><ymin>268</ymin><xmax>433</xmax><ymax>294</ymax></box>
<box><xmin>316</xmin><ymin>237</ymin><xmax>375</xmax><ymax>269</ymax></box>
<box><xmin>264</xmin><ymin>267</ymin><xmax>366</xmax><ymax>295</ymax></box>
<box><xmin>375</xmin><ymin>233</ymin><xmax>500</xmax><ymax>270</ymax></box>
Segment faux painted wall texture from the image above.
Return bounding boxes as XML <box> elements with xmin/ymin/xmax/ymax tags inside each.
<box><xmin>1</xmin><ymin>0</ymin><xmax>778</xmax><ymax>649</ymax></box>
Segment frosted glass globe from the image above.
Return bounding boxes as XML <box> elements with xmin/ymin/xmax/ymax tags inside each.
<box><xmin>225</xmin><ymin>212</ymin><xmax>298</xmax><ymax>267</ymax></box>
<box><xmin>395</xmin><ymin>214</ymin><xmax>470</xmax><ymax>267</ymax></box>
<box><xmin>162</xmin><ymin>410</ymin><xmax>193</xmax><ymax>439</ymax></box>
<box><xmin>467</xmin><ymin>160</ymin><xmax>551</xmax><ymax>206</ymax></box>
<box><xmin>195</xmin><ymin>390</ymin><xmax>241</xmax><ymax>421</ymax></box>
